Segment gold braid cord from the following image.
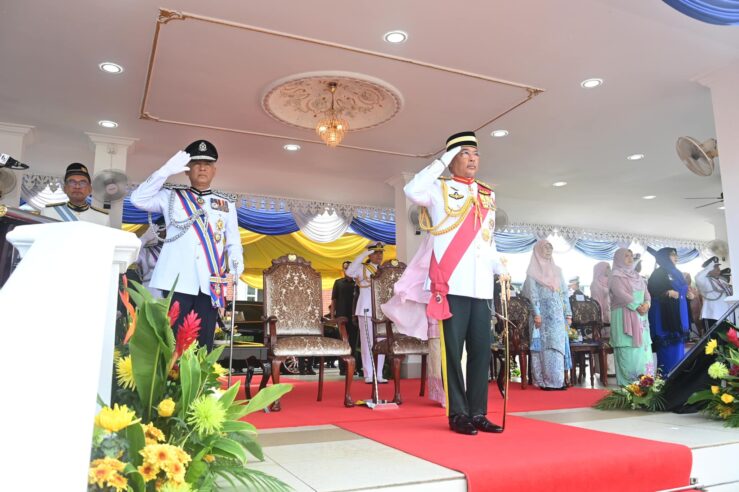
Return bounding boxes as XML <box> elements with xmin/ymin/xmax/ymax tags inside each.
<box><xmin>418</xmin><ymin>180</ymin><xmax>483</xmax><ymax>236</ymax></box>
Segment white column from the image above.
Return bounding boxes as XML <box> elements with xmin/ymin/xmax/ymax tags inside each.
<box><xmin>386</xmin><ymin>172</ymin><xmax>423</xmax><ymax>263</ymax></box>
<box><xmin>0</xmin><ymin>122</ymin><xmax>34</xmax><ymax>207</ymax></box>
<box><xmin>85</xmin><ymin>132</ymin><xmax>138</xmax><ymax>229</ymax></box>
<box><xmin>698</xmin><ymin>63</ymin><xmax>739</xmax><ymax>298</ymax></box>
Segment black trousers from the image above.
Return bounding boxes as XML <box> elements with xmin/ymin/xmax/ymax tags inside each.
<box><xmin>338</xmin><ymin>316</ymin><xmax>361</xmax><ymax>373</ymax></box>
<box><xmin>443</xmin><ymin>295</ymin><xmax>492</xmax><ymax>418</ymax></box>
<box><xmin>169</xmin><ymin>291</ymin><xmax>219</xmax><ymax>352</ymax></box>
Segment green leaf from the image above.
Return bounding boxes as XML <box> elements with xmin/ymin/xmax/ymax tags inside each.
<box><xmin>228</xmin><ymin>430</ymin><xmax>264</xmax><ymax>461</ymax></box>
<box><xmin>179</xmin><ymin>349</ymin><xmax>202</xmax><ymax>419</ymax></box>
<box><xmin>221</xmin><ymin>420</ymin><xmax>256</xmax><ymax>433</ymax></box>
<box><xmin>240</xmin><ymin>384</ymin><xmax>293</xmax><ymax>417</ymax></box>
<box><xmin>185</xmin><ymin>459</ymin><xmax>208</xmax><ymax>484</ymax></box>
<box><xmin>212</xmin><ymin>437</ymin><xmax>247</xmax><ymax>464</ymax></box>
<box><xmin>211</xmin><ymin>466</ymin><xmax>292</xmax><ymax>492</ymax></box>
<box><xmin>128</xmin><ymin>279</ymin><xmax>154</xmax><ymax>304</ymax></box>
<box><xmin>127</xmin><ymin>287</ymin><xmax>145</xmax><ymax>309</ymax></box>
<box><xmin>124</xmin><ymin>469</ymin><xmax>146</xmax><ymax>492</ymax></box>
<box><xmin>205</xmin><ymin>345</ymin><xmax>225</xmax><ymax>366</ymax></box>
<box><xmin>219</xmin><ymin>382</ymin><xmax>240</xmax><ymax>409</ymax></box>
<box><xmin>687</xmin><ymin>389</ymin><xmax>715</xmax><ymax>405</ymax></box>
<box><xmin>126</xmin><ymin>423</ymin><xmax>146</xmax><ymax>467</ymax></box>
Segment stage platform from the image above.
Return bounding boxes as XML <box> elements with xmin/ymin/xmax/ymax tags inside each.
<box><xmin>222</xmin><ymin>372</ymin><xmax>739</xmax><ymax>491</ymax></box>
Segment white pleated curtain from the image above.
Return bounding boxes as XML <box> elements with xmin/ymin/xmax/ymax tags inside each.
<box><xmin>291</xmin><ymin>209</ymin><xmax>353</xmax><ymax>243</ymax></box>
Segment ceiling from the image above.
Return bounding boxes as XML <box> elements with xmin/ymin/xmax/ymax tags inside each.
<box><xmin>1</xmin><ymin>0</ymin><xmax>737</xmax><ymax>239</ymax></box>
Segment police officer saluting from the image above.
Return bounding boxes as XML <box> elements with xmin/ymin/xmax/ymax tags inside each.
<box><xmin>131</xmin><ymin>140</ymin><xmax>244</xmax><ymax>350</ymax></box>
<box><xmin>42</xmin><ymin>163</ymin><xmax>110</xmax><ymax>226</ymax></box>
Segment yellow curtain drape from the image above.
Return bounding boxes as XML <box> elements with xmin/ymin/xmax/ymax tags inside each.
<box><xmin>122</xmin><ymin>224</ymin><xmax>146</xmax><ymax>235</ymax></box>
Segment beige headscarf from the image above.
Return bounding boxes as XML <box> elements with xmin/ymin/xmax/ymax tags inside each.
<box><xmin>526</xmin><ymin>239</ymin><xmax>562</xmax><ymax>291</ymax></box>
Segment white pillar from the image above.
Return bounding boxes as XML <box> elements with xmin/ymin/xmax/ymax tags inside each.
<box><xmin>698</xmin><ymin>63</ymin><xmax>739</xmax><ymax>297</ymax></box>
<box><xmin>0</xmin><ymin>122</ymin><xmax>34</xmax><ymax>207</ymax></box>
<box><xmin>85</xmin><ymin>133</ymin><xmax>138</xmax><ymax>229</ymax></box>
<box><xmin>386</xmin><ymin>172</ymin><xmax>423</xmax><ymax>263</ymax></box>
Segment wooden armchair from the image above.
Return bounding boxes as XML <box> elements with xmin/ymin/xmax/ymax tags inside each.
<box><xmin>492</xmin><ymin>294</ymin><xmax>533</xmax><ymax>390</ymax></box>
<box><xmin>262</xmin><ymin>254</ymin><xmax>355</xmax><ymax>411</ymax></box>
<box><xmin>569</xmin><ymin>295</ymin><xmax>608</xmax><ymax>387</ymax></box>
<box><xmin>370</xmin><ymin>259</ymin><xmax>428</xmax><ymax>404</ymax></box>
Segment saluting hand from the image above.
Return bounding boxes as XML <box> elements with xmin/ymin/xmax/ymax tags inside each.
<box><xmin>160</xmin><ymin>150</ymin><xmax>191</xmax><ymax>176</ymax></box>
<box><xmin>440</xmin><ymin>146</ymin><xmax>462</xmax><ymax>166</ymax></box>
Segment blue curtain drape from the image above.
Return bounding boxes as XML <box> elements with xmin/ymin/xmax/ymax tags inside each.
<box><xmin>235</xmin><ymin>207</ymin><xmax>300</xmax><ymax>236</ymax></box>
<box><xmin>121</xmin><ymin>196</ymin><xmax>162</xmax><ymax>224</ymax></box>
<box><xmin>495</xmin><ymin>231</ymin><xmax>538</xmax><ymax>253</ymax></box>
<box><xmin>676</xmin><ymin>247</ymin><xmax>701</xmax><ymax>264</ymax></box>
<box><xmin>574</xmin><ymin>239</ymin><xmax>621</xmax><ymax>261</ymax></box>
<box><xmin>663</xmin><ymin>0</ymin><xmax>739</xmax><ymax>25</ymax></box>
<box><xmin>350</xmin><ymin>217</ymin><xmax>396</xmax><ymax>244</ymax></box>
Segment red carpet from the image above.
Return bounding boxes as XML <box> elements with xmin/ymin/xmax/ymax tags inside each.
<box><xmin>233</xmin><ymin>377</ymin><xmax>692</xmax><ymax>491</ymax></box>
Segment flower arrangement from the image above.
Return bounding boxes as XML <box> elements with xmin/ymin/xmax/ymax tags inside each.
<box><xmin>89</xmin><ymin>277</ymin><xmax>292</xmax><ymax>491</ymax></box>
<box><xmin>594</xmin><ymin>369</ymin><xmax>666</xmax><ymax>411</ymax></box>
<box><xmin>686</xmin><ymin>324</ymin><xmax>739</xmax><ymax>427</ymax></box>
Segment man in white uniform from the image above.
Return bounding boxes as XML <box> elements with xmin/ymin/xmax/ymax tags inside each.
<box><xmin>130</xmin><ymin>140</ymin><xmax>244</xmax><ymax>350</ymax></box>
<box><xmin>404</xmin><ymin>131</ymin><xmax>507</xmax><ymax>435</ymax></box>
<box><xmin>347</xmin><ymin>242</ymin><xmax>389</xmax><ymax>384</ymax></box>
<box><xmin>41</xmin><ymin>163</ymin><xmax>110</xmax><ymax>226</ymax></box>
<box><xmin>695</xmin><ymin>256</ymin><xmax>734</xmax><ymax>330</ymax></box>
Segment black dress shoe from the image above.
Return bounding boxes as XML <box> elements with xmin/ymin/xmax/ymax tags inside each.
<box><xmin>471</xmin><ymin>415</ymin><xmax>504</xmax><ymax>433</ymax></box>
<box><xmin>448</xmin><ymin>415</ymin><xmax>478</xmax><ymax>435</ymax></box>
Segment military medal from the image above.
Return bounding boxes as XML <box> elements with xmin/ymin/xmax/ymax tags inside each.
<box><xmin>216</xmin><ymin>218</ymin><xmax>224</xmax><ymax>231</ymax></box>
<box><xmin>482</xmin><ymin>228</ymin><xmax>491</xmax><ymax>242</ymax></box>
<box><xmin>197</xmin><ymin>197</ymin><xmax>205</xmax><ymax>205</ymax></box>
<box><xmin>214</xmin><ymin>232</ymin><xmax>222</xmax><ymax>242</ymax></box>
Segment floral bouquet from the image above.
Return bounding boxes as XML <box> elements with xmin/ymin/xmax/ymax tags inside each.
<box><xmin>88</xmin><ymin>277</ymin><xmax>293</xmax><ymax>491</ymax></box>
<box><xmin>594</xmin><ymin>368</ymin><xmax>666</xmax><ymax>411</ymax></box>
<box><xmin>686</xmin><ymin>324</ymin><xmax>739</xmax><ymax>427</ymax></box>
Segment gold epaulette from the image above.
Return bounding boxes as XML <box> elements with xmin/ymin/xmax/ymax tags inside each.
<box><xmin>438</xmin><ymin>176</ymin><xmax>451</xmax><ymax>181</ymax></box>
<box><xmin>45</xmin><ymin>202</ymin><xmax>66</xmax><ymax>208</ymax></box>
<box><xmin>213</xmin><ymin>190</ymin><xmax>238</xmax><ymax>202</ymax></box>
<box><xmin>91</xmin><ymin>205</ymin><xmax>110</xmax><ymax>215</ymax></box>
<box><xmin>475</xmin><ymin>179</ymin><xmax>493</xmax><ymax>193</ymax></box>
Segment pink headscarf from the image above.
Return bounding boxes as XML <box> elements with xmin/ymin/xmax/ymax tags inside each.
<box><xmin>590</xmin><ymin>262</ymin><xmax>611</xmax><ymax>324</ymax></box>
<box><xmin>526</xmin><ymin>239</ymin><xmax>562</xmax><ymax>291</ymax></box>
<box><xmin>609</xmin><ymin>248</ymin><xmax>649</xmax><ymax>347</ymax></box>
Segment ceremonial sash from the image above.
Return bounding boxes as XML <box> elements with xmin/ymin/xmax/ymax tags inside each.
<box><xmin>175</xmin><ymin>190</ymin><xmax>226</xmax><ymax>308</ymax></box>
<box><xmin>426</xmin><ymin>197</ymin><xmax>489</xmax><ymax>320</ymax></box>
<box><xmin>55</xmin><ymin>204</ymin><xmax>79</xmax><ymax>222</ymax></box>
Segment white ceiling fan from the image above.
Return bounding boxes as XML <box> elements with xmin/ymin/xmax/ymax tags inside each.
<box><xmin>677</xmin><ymin>136</ymin><xmax>717</xmax><ymax>177</ymax></box>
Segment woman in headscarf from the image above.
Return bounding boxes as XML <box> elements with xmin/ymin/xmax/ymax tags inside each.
<box><xmin>590</xmin><ymin>262</ymin><xmax>611</xmax><ymax>325</ymax></box>
<box><xmin>609</xmin><ymin>248</ymin><xmax>652</xmax><ymax>385</ymax></box>
<box><xmin>522</xmin><ymin>239</ymin><xmax>572</xmax><ymax>390</ymax></box>
<box><xmin>647</xmin><ymin>247</ymin><xmax>690</xmax><ymax>374</ymax></box>
<box><xmin>683</xmin><ymin>272</ymin><xmax>703</xmax><ymax>337</ymax></box>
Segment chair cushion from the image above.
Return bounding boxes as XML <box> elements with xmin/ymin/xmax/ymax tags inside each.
<box><xmin>272</xmin><ymin>336</ymin><xmax>351</xmax><ymax>357</ymax></box>
<box><xmin>373</xmin><ymin>335</ymin><xmax>429</xmax><ymax>355</ymax></box>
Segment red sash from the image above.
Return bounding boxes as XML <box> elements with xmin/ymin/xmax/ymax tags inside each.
<box><xmin>427</xmin><ymin>202</ymin><xmax>488</xmax><ymax>320</ymax></box>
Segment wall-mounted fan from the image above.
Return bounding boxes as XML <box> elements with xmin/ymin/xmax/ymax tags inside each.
<box><xmin>92</xmin><ymin>169</ymin><xmax>128</xmax><ymax>209</ymax></box>
<box><xmin>0</xmin><ymin>168</ymin><xmax>18</xmax><ymax>200</ymax></box>
<box><xmin>677</xmin><ymin>136</ymin><xmax>718</xmax><ymax>177</ymax></box>
<box><xmin>705</xmin><ymin>239</ymin><xmax>730</xmax><ymax>262</ymax></box>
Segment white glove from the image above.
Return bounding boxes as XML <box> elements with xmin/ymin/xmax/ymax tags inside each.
<box><xmin>440</xmin><ymin>146</ymin><xmax>461</xmax><ymax>167</ymax></box>
<box><xmin>159</xmin><ymin>150</ymin><xmax>191</xmax><ymax>176</ymax></box>
<box><xmin>139</xmin><ymin>224</ymin><xmax>160</xmax><ymax>247</ymax></box>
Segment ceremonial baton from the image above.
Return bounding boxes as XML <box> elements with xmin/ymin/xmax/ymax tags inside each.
<box><xmin>499</xmin><ymin>276</ymin><xmax>511</xmax><ymax>431</ymax></box>
<box><xmin>227</xmin><ymin>260</ymin><xmax>239</xmax><ymax>388</ymax></box>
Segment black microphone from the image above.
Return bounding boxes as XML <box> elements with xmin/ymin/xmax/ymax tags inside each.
<box><xmin>0</xmin><ymin>154</ymin><xmax>29</xmax><ymax>170</ymax></box>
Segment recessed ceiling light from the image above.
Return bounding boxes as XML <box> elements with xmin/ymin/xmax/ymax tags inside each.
<box><xmin>580</xmin><ymin>78</ymin><xmax>603</xmax><ymax>89</ymax></box>
<box><xmin>491</xmin><ymin>129</ymin><xmax>509</xmax><ymax>138</ymax></box>
<box><xmin>642</xmin><ymin>195</ymin><xmax>656</xmax><ymax>200</ymax></box>
<box><xmin>627</xmin><ymin>153</ymin><xmax>645</xmax><ymax>161</ymax></box>
<box><xmin>283</xmin><ymin>144</ymin><xmax>301</xmax><ymax>152</ymax></box>
<box><xmin>718</xmin><ymin>206</ymin><xmax>725</xmax><ymax>210</ymax></box>
<box><xmin>98</xmin><ymin>120</ymin><xmax>118</xmax><ymax>128</ymax></box>
<box><xmin>552</xmin><ymin>181</ymin><xmax>567</xmax><ymax>187</ymax></box>
<box><xmin>99</xmin><ymin>62</ymin><xmax>124</xmax><ymax>74</ymax></box>
<box><xmin>383</xmin><ymin>31</ymin><xmax>408</xmax><ymax>43</ymax></box>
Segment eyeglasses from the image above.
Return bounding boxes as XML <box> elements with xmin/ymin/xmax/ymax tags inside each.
<box><xmin>65</xmin><ymin>180</ymin><xmax>90</xmax><ymax>188</ymax></box>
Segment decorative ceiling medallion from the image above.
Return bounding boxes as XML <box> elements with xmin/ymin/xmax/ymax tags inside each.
<box><xmin>262</xmin><ymin>71</ymin><xmax>403</xmax><ymax>132</ymax></box>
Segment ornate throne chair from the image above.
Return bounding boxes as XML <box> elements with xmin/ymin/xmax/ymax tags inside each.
<box><xmin>569</xmin><ymin>294</ymin><xmax>608</xmax><ymax>387</ymax></box>
<box><xmin>262</xmin><ymin>254</ymin><xmax>355</xmax><ymax>411</ymax></box>
<box><xmin>370</xmin><ymin>259</ymin><xmax>429</xmax><ymax>404</ymax></box>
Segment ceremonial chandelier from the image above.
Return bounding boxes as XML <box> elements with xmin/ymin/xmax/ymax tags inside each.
<box><xmin>315</xmin><ymin>82</ymin><xmax>349</xmax><ymax>147</ymax></box>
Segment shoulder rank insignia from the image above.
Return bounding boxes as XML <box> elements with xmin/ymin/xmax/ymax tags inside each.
<box><xmin>45</xmin><ymin>202</ymin><xmax>67</xmax><ymax>208</ymax></box>
<box><xmin>212</xmin><ymin>190</ymin><xmax>237</xmax><ymax>202</ymax></box>
<box><xmin>164</xmin><ymin>183</ymin><xmax>189</xmax><ymax>191</ymax></box>
<box><xmin>475</xmin><ymin>179</ymin><xmax>493</xmax><ymax>193</ymax></box>
<box><xmin>90</xmin><ymin>205</ymin><xmax>110</xmax><ymax>215</ymax></box>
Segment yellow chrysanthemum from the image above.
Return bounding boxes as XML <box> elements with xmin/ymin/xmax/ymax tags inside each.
<box><xmin>107</xmin><ymin>472</ymin><xmax>128</xmax><ymax>492</ymax></box>
<box><xmin>711</xmin><ymin>386</ymin><xmax>720</xmax><ymax>395</ymax></box>
<box><xmin>169</xmin><ymin>365</ymin><xmax>180</xmax><ymax>380</ymax></box>
<box><xmin>203</xmin><ymin>454</ymin><xmax>215</xmax><ymax>463</ymax></box>
<box><xmin>143</xmin><ymin>422</ymin><xmax>166</xmax><ymax>445</ymax></box>
<box><xmin>158</xmin><ymin>398</ymin><xmax>176</xmax><ymax>418</ymax></box>
<box><xmin>212</xmin><ymin>362</ymin><xmax>228</xmax><ymax>377</ymax></box>
<box><xmin>137</xmin><ymin>462</ymin><xmax>159</xmax><ymax>482</ymax></box>
<box><xmin>141</xmin><ymin>444</ymin><xmax>191</xmax><ymax>470</ymax></box>
<box><xmin>113</xmin><ymin>348</ymin><xmax>121</xmax><ymax>362</ymax></box>
<box><xmin>718</xmin><ymin>404</ymin><xmax>734</xmax><ymax>419</ymax></box>
<box><xmin>95</xmin><ymin>404</ymin><xmax>140</xmax><ymax>433</ymax></box>
<box><xmin>116</xmin><ymin>355</ymin><xmax>136</xmax><ymax>391</ymax></box>
<box><xmin>89</xmin><ymin>462</ymin><xmax>113</xmax><ymax>488</ymax></box>
<box><xmin>88</xmin><ymin>458</ymin><xmax>127</xmax><ymax>490</ymax></box>
<box><xmin>705</xmin><ymin>339</ymin><xmax>718</xmax><ymax>355</ymax></box>
<box><xmin>721</xmin><ymin>393</ymin><xmax>735</xmax><ymax>404</ymax></box>
<box><xmin>164</xmin><ymin>459</ymin><xmax>186</xmax><ymax>483</ymax></box>
<box><xmin>187</xmin><ymin>395</ymin><xmax>226</xmax><ymax>437</ymax></box>
<box><xmin>159</xmin><ymin>481</ymin><xmax>194</xmax><ymax>492</ymax></box>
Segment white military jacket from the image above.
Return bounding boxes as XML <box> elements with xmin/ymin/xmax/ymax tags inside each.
<box><xmin>404</xmin><ymin>158</ymin><xmax>505</xmax><ymax>300</ymax></box>
<box><xmin>41</xmin><ymin>201</ymin><xmax>111</xmax><ymax>226</ymax></box>
<box><xmin>346</xmin><ymin>249</ymin><xmax>379</xmax><ymax>317</ymax></box>
<box><xmin>130</xmin><ymin>169</ymin><xmax>244</xmax><ymax>296</ymax></box>
<box><xmin>695</xmin><ymin>265</ymin><xmax>733</xmax><ymax>320</ymax></box>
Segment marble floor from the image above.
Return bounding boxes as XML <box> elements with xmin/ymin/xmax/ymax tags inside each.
<box><xmin>224</xmin><ymin>369</ymin><xmax>739</xmax><ymax>491</ymax></box>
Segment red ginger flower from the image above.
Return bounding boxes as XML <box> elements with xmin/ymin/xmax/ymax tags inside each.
<box><xmin>168</xmin><ymin>301</ymin><xmax>180</xmax><ymax>328</ymax></box>
<box><xmin>174</xmin><ymin>309</ymin><xmax>201</xmax><ymax>360</ymax></box>
<box><xmin>728</xmin><ymin>328</ymin><xmax>739</xmax><ymax>349</ymax></box>
<box><xmin>120</xmin><ymin>275</ymin><xmax>137</xmax><ymax>344</ymax></box>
